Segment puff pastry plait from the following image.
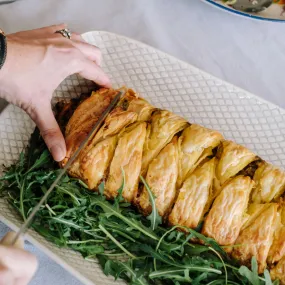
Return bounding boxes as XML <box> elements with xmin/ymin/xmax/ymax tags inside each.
<box><xmin>58</xmin><ymin>87</ymin><xmax>285</xmax><ymax>283</ymax></box>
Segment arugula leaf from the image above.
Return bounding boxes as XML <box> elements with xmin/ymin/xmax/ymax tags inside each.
<box><xmin>238</xmin><ymin>257</ymin><xmax>261</xmax><ymax>285</ymax></box>
<box><xmin>114</xmin><ymin>168</ymin><xmax>125</xmax><ymax>209</ymax></box>
<box><xmin>140</xmin><ymin>175</ymin><xmax>162</xmax><ymax>231</ymax></box>
<box><xmin>149</xmin><ymin>267</ymin><xmax>192</xmax><ymax>282</ymax></box>
<box><xmin>26</xmin><ymin>150</ymin><xmax>51</xmax><ymax>174</ymax></box>
<box><xmin>140</xmin><ymin>244</ymin><xmax>221</xmax><ymax>274</ymax></box>
<box><xmin>98</xmin><ymin>182</ymin><xmax>105</xmax><ymax>196</ymax></box>
<box><xmin>264</xmin><ymin>269</ymin><xmax>273</xmax><ymax>285</ymax></box>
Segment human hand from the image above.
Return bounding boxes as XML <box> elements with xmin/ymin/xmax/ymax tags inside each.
<box><xmin>0</xmin><ymin>24</ymin><xmax>111</xmax><ymax>161</ymax></box>
<box><xmin>0</xmin><ymin>232</ymin><xmax>38</xmax><ymax>285</ymax></box>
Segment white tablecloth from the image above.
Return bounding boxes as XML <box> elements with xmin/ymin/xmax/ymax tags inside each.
<box><xmin>0</xmin><ymin>0</ymin><xmax>284</xmax><ymax>284</ymax></box>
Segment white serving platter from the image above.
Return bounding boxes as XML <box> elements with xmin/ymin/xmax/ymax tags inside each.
<box><xmin>0</xmin><ymin>31</ymin><xmax>284</xmax><ymax>285</ymax></box>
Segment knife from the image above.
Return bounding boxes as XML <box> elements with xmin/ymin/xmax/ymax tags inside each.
<box><xmin>10</xmin><ymin>90</ymin><xmax>124</xmax><ymax>245</ymax></box>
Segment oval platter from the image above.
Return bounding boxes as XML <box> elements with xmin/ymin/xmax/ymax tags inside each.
<box><xmin>202</xmin><ymin>0</ymin><xmax>285</xmax><ymax>21</ymax></box>
<box><xmin>0</xmin><ymin>30</ymin><xmax>285</xmax><ymax>285</ymax></box>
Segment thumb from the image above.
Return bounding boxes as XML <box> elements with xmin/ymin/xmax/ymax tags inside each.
<box><xmin>31</xmin><ymin>103</ymin><xmax>66</xmax><ymax>162</ymax></box>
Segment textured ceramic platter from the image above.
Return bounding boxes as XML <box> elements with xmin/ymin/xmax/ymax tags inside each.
<box><xmin>0</xmin><ymin>31</ymin><xmax>285</xmax><ymax>285</ymax></box>
<box><xmin>202</xmin><ymin>0</ymin><xmax>285</xmax><ymax>21</ymax></box>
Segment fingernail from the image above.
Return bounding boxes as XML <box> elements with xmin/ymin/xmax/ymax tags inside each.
<box><xmin>50</xmin><ymin>145</ymin><xmax>65</xmax><ymax>162</ymax></box>
<box><xmin>104</xmin><ymin>78</ymin><xmax>112</xmax><ymax>88</ymax></box>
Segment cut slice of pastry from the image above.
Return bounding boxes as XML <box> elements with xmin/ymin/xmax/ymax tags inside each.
<box><xmin>62</xmin><ymin>88</ymin><xmax>119</xmax><ymax>167</ymax></box>
<box><xmin>232</xmin><ymin>203</ymin><xmax>278</xmax><ymax>273</ymax></box>
<box><xmin>91</xmin><ymin>88</ymin><xmax>155</xmax><ymax>145</ymax></box>
<box><xmin>65</xmin><ymin>88</ymin><xmax>117</xmax><ymax>139</ymax></box>
<box><xmin>270</xmin><ymin>256</ymin><xmax>285</xmax><ymax>285</ymax></box>
<box><xmin>177</xmin><ymin>124</ymin><xmax>223</xmax><ymax>187</ymax></box>
<box><xmin>137</xmin><ymin>137</ymin><xmax>179</xmax><ymax>217</ymax></box>
<box><xmin>251</xmin><ymin>162</ymin><xmax>285</xmax><ymax>203</ymax></box>
<box><xmin>169</xmin><ymin>158</ymin><xmax>216</xmax><ymax>229</ymax></box>
<box><xmin>105</xmin><ymin>122</ymin><xmax>147</xmax><ymax>202</ymax></box>
<box><xmin>67</xmin><ymin>89</ymin><xmax>150</xmax><ymax>177</ymax></box>
<box><xmin>202</xmin><ymin>176</ymin><xmax>254</xmax><ymax>246</ymax></box>
<box><xmin>141</xmin><ymin>110</ymin><xmax>188</xmax><ymax>175</ymax></box>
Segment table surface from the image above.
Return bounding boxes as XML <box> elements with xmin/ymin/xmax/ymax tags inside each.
<box><xmin>0</xmin><ymin>0</ymin><xmax>284</xmax><ymax>284</ymax></box>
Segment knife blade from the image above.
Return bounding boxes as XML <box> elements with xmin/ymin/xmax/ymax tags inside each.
<box><xmin>10</xmin><ymin>90</ymin><xmax>124</xmax><ymax>245</ymax></box>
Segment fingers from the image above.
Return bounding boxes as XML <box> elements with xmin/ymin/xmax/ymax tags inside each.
<box><xmin>0</xmin><ymin>232</ymin><xmax>37</xmax><ymax>285</ymax></box>
<box><xmin>47</xmin><ymin>23</ymin><xmax>68</xmax><ymax>33</ymax></box>
<box><xmin>72</xmin><ymin>40</ymin><xmax>102</xmax><ymax>64</ymax></box>
<box><xmin>11</xmin><ymin>24</ymin><xmax>68</xmax><ymax>39</ymax></box>
<box><xmin>30</xmin><ymin>23</ymin><xmax>67</xmax><ymax>35</ymax></box>
<box><xmin>0</xmin><ymin>264</ymin><xmax>13</xmax><ymax>285</ymax></box>
<box><xmin>30</xmin><ymin>103</ymin><xmax>66</xmax><ymax>162</ymax></box>
<box><xmin>53</xmin><ymin>30</ymin><xmax>102</xmax><ymax>65</ymax></box>
<box><xmin>0</xmin><ymin>246</ymin><xmax>37</xmax><ymax>283</ymax></box>
<box><xmin>71</xmin><ymin>32</ymin><xmax>84</xmax><ymax>42</ymax></box>
<box><xmin>77</xmin><ymin>58</ymin><xmax>111</xmax><ymax>87</ymax></box>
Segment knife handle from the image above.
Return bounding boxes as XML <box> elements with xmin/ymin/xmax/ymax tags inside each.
<box><xmin>0</xmin><ymin>231</ymin><xmax>24</xmax><ymax>249</ymax></box>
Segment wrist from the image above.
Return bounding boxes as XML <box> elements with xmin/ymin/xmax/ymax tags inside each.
<box><xmin>0</xmin><ymin>28</ymin><xmax>7</xmax><ymax>70</ymax></box>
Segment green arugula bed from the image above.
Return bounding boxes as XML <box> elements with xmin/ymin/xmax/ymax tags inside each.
<box><xmin>0</xmin><ymin>128</ymin><xmax>279</xmax><ymax>285</ymax></box>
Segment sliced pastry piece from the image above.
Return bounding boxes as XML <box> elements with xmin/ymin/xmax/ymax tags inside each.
<box><xmin>105</xmin><ymin>122</ymin><xmax>147</xmax><ymax>202</ymax></box>
<box><xmin>251</xmin><ymin>162</ymin><xmax>285</xmax><ymax>203</ymax></box>
<box><xmin>271</xmin><ymin>256</ymin><xmax>285</xmax><ymax>285</ymax></box>
<box><xmin>137</xmin><ymin>137</ymin><xmax>179</xmax><ymax>217</ymax></box>
<box><xmin>68</xmin><ymin>90</ymin><xmax>145</xmax><ymax>177</ymax></box>
<box><xmin>177</xmin><ymin>124</ymin><xmax>223</xmax><ymax>187</ymax></box>
<box><xmin>78</xmin><ymin>136</ymin><xmax>117</xmax><ymax>189</ymax></box>
<box><xmin>65</xmin><ymin>88</ymin><xmax>117</xmax><ymax>139</ymax></box>
<box><xmin>202</xmin><ymin>176</ymin><xmax>254</xmax><ymax>246</ymax></box>
<box><xmin>268</xmin><ymin>203</ymin><xmax>285</xmax><ymax>264</ymax></box>
<box><xmin>141</xmin><ymin>110</ymin><xmax>188</xmax><ymax>175</ymax></box>
<box><xmin>214</xmin><ymin>141</ymin><xmax>257</xmax><ymax>194</ymax></box>
<box><xmin>169</xmin><ymin>158</ymin><xmax>216</xmax><ymax>229</ymax></box>
<box><xmin>61</xmin><ymin>88</ymin><xmax>119</xmax><ymax>167</ymax></box>
<box><xmin>92</xmin><ymin>88</ymin><xmax>154</xmax><ymax>144</ymax></box>
<box><xmin>232</xmin><ymin>203</ymin><xmax>278</xmax><ymax>273</ymax></box>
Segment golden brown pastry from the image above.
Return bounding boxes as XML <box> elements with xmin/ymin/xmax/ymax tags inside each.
<box><xmin>202</xmin><ymin>176</ymin><xmax>254</xmax><ymax>246</ymax></box>
<box><xmin>123</xmin><ymin>92</ymin><xmax>155</xmax><ymax>122</ymax></box>
<box><xmin>91</xmin><ymin>89</ymin><xmax>154</xmax><ymax>145</ymax></box>
<box><xmin>78</xmin><ymin>136</ymin><xmax>117</xmax><ymax>189</ymax></box>
<box><xmin>137</xmin><ymin>137</ymin><xmax>179</xmax><ymax>217</ymax></box>
<box><xmin>62</xmin><ymin>88</ymin><xmax>119</xmax><ymax>167</ymax></box>
<box><xmin>177</xmin><ymin>124</ymin><xmax>223</xmax><ymax>187</ymax></box>
<box><xmin>66</xmin><ymin>88</ymin><xmax>154</xmax><ymax>178</ymax></box>
<box><xmin>268</xmin><ymin>203</ymin><xmax>285</xmax><ymax>264</ymax></box>
<box><xmin>232</xmin><ymin>203</ymin><xmax>278</xmax><ymax>273</ymax></box>
<box><xmin>105</xmin><ymin>122</ymin><xmax>147</xmax><ymax>202</ymax></box>
<box><xmin>271</xmin><ymin>256</ymin><xmax>285</xmax><ymax>285</ymax></box>
<box><xmin>251</xmin><ymin>162</ymin><xmax>285</xmax><ymax>203</ymax></box>
<box><xmin>268</xmin><ymin>225</ymin><xmax>285</xmax><ymax>265</ymax></box>
<box><xmin>58</xmin><ymin>87</ymin><xmax>285</xmax><ymax>280</ymax></box>
<box><xmin>216</xmin><ymin>141</ymin><xmax>257</xmax><ymax>185</ymax></box>
<box><xmin>141</xmin><ymin>110</ymin><xmax>188</xmax><ymax>175</ymax></box>
<box><xmin>214</xmin><ymin>141</ymin><xmax>257</xmax><ymax>197</ymax></box>
<box><xmin>169</xmin><ymin>158</ymin><xmax>216</xmax><ymax>229</ymax></box>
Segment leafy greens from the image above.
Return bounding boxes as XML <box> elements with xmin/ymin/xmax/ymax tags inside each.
<box><xmin>0</xmin><ymin>128</ymin><xmax>279</xmax><ymax>285</ymax></box>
